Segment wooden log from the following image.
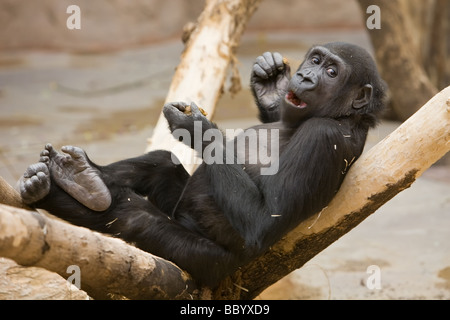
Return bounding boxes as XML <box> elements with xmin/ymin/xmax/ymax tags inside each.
<box><xmin>146</xmin><ymin>0</ymin><xmax>262</xmax><ymax>173</ymax></box>
<box><xmin>0</xmin><ymin>204</ymin><xmax>197</xmax><ymax>300</ymax></box>
<box><xmin>0</xmin><ymin>176</ymin><xmax>30</xmax><ymax>210</ymax></box>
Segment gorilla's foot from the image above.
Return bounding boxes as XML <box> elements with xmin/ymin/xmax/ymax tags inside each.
<box><xmin>19</xmin><ymin>162</ymin><xmax>51</xmax><ymax>204</ymax></box>
<box><xmin>42</xmin><ymin>143</ymin><xmax>112</xmax><ymax>212</ymax></box>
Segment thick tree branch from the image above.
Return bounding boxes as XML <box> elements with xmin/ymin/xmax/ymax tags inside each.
<box><xmin>0</xmin><ymin>176</ymin><xmax>30</xmax><ymax>210</ymax></box>
<box><xmin>0</xmin><ymin>257</ymin><xmax>91</xmax><ymax>300</ymax></box>
<box><xmin>217</xmin><ymin>86</ymin><xmax>450</xmax><ymax>299</ymax></box>
<box><xmin>0</xmin><ymin>178</ymin><xmax>92</xmax><ymax>300</ymax></box>
<box><xmin>0</xmin><ymin>204</ymin><xmax>198</xmax><ymax>300</ymax></box>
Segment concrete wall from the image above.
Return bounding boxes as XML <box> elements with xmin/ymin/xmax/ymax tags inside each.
<box><xmin>0</xmin><ymin>0</ymin><xmax>363</xmax><ymax>52</ymax></box>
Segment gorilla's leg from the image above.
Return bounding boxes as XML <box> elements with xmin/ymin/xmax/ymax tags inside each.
<box><xmin>40</xmin><ymin>143</ymin><xmax>112</xmax><ymax>212</ymax></box>
<box><xmin>100</xmin><ymin>150</ymin><xmax>190</xmax><ymax>216</ymax></box>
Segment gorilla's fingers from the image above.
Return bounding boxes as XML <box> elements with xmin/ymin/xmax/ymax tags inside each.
<box><xmin>273</xmin><ymin>52</ymin><xmax>284</xmax><ymax>70</ymax></box>
<box><xmin>255</xmin><ymin>55</ymin><xmax>272</xmax><ymax>77</ymax></box>
<box><xmin>262</xmin><ymin>52</ymin><xmax>276</xmax><ymax>75</ymax></box>
<box><xmin>252</xmin><ymin>64</ymin><xmax>268</xmax><ymax>79</ymax></box>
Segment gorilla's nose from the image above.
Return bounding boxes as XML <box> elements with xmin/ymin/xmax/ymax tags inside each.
<box><xmin>297</xmin><ymin>70</ymin><xmax>318</xmax><ymax>89</ymax></box>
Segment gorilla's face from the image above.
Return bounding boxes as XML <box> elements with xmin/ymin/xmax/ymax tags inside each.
<box><xmin>280</xmin><ymin>43</ymin><xmax>381</xmax><ymax>126</ymax></box>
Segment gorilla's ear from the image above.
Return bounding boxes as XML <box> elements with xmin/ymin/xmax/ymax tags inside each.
<box><xmin>352</xmin><ymin>84</ymin><xmax>373</xmax><ymax>109</ymax></box>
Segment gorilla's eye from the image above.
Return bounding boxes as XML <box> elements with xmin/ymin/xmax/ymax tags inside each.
<box><xmin>326</xmin><ymin>67</ymin><xmax>337</xmax><ymax>78</ymax></box>
<box><xmin>311</xmin><ymin>57</ymin><xmax>320</xmax><ymax>65</ymax></box>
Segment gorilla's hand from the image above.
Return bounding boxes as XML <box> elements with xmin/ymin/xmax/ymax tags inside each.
<box><xmin>250</xmin><ymin>52</ymin><xmax>291</xmax><ymax>113</ymax></box>
<box><xmin>163</xmin><ymin>102</ymin><xmax>218</xmax><ymax>150</ymax></box>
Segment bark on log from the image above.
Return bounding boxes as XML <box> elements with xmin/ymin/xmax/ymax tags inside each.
<box><xmin>216</xmin><ymin>86</ymin><xmax>450</xmax><ymax>299</ymax></box>
<box><xmin>0</xmin><ymin>176</ymin><xmax>30</xmax><ymax>210</ymax></box>
<box><xmin>0</xmin><ymin>257</ymin><xmax>90</xmax><ymax>300</ymax></box>
<box><xmin>0</xmin><ymin>178</ymin><xmax>91</xmax><ymax>300</ymax></box>
<box><xmin>0</xmin><ymin>204</ymin><xmax>197</xmax><ymax>300</ymax></box>
<box><xmin>146</xmin><ymin>0</ymin><xmax>262</xmax><ymax>173</ymax></box>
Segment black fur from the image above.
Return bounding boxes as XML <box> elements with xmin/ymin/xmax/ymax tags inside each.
<box><xmin>27</xmin><ymin>43</ymin><xmax>386</xmax><ymax>287</ymax></box>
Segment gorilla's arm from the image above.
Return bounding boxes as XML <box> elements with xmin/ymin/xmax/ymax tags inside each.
<box><xmin>250</xmin><ymin>52</ymin><xmax>291</xmax><ymax>123</ymax></box>
<box><xmin>205</xmin><ymin>118</ymin><xmax>355</xmax><ymax>251</ymax></box>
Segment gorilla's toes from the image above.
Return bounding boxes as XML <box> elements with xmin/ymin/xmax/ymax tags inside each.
<box><xmin>19</xmin><ymin>162</ymin><xmax>51</xmax><ymax>204</ymax></box>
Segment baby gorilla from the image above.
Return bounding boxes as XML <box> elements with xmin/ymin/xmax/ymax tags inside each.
<box><xmin>19</xmin><ymin>42</ymin><xmax>386</xmax><ymax>287</ymax></box>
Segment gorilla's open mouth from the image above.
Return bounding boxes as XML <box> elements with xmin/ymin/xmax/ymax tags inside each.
<box><xmin>286</xmin><ymin>91</ymin><xmax>308</xmax><ymax>109</ymax></box>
